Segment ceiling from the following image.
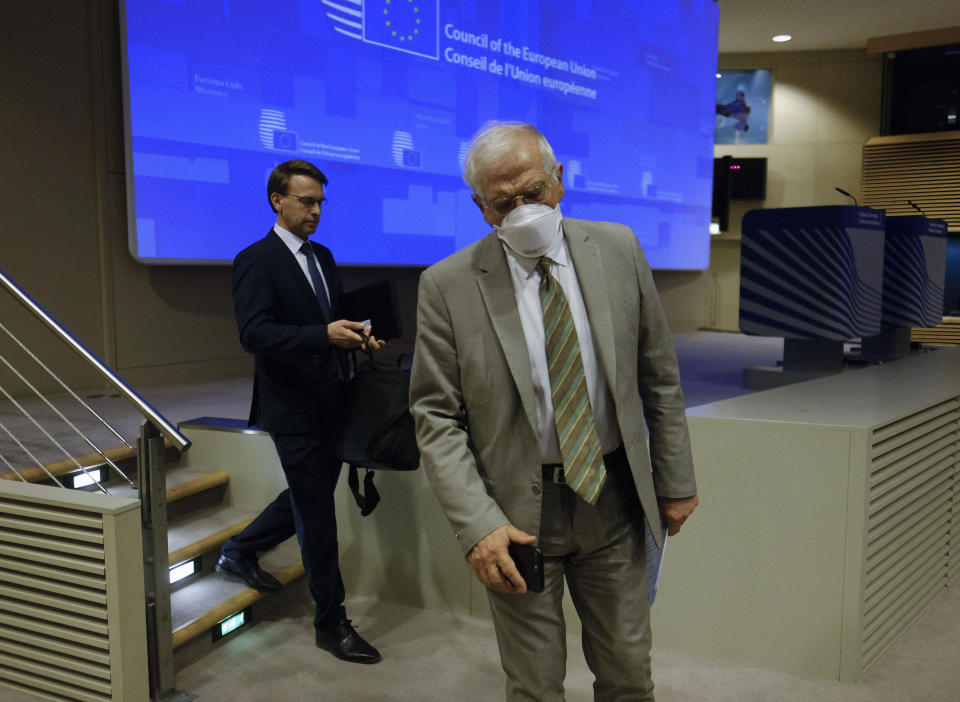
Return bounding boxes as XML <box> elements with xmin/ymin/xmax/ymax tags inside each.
<box><xmin>718</xmin><ymin>0</ymin><xmax>960</xmax><ymax>53</ymax></box>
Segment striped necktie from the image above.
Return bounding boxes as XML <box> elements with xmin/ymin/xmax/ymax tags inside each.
<box><xmin>538</xmin><ymin>256</ymin><xmax>606</xmax><ymax>504</ymax></box>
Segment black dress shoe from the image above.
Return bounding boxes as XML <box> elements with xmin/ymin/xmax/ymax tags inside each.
<box><xmin>315</xmin><ymin>619</ymin><xmax>381</xmax><ymax>664</ymax></box>
<box><xmin>216</xmin><ymin>554</ymin><xmax>282</xmax><ymax>592</ymax></box>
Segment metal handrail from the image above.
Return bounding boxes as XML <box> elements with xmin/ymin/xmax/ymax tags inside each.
<box><xmin>0</xmin><ymin>267</ymin><xmax>191</xmax><ymax>453</ymax></box>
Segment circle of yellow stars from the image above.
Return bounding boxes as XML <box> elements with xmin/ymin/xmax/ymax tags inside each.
<box><xmin>383</xmin><ymin>0</ymin><xmax>421</xmax><ymax>42</ymax></box>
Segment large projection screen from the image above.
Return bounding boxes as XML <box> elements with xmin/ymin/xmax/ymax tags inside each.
<box><xmin>121</xmin><ymin>0</ymin><xmax>719</xmax><ymax>268</ymax></box>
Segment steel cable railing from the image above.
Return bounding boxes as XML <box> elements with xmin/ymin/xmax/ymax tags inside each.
<box><xmin>0</xmin><ymin>415</ymin><xmax>68</xmax><ymax>488</ymax></box>
<box><xmin>0</xmin><ymin>267</ymin><xmax>190</xmax><ymax>493</ymax></box>
<box><xmin>0</xmin><ymin>316</ymin><xmax>137</xmax><ymax>450</ymax></box>
<box><xmin>0</xmin><ymin>321</ymin><xmax>136</xmax><ymax>492</ymax></box>
<box><xmin>0</xmin><ymin>265</ymin><xmax>191</xmax><ymax>700</ymax></box>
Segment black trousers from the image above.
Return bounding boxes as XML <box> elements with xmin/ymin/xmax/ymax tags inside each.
<box><xmin>222</xmin><ymin>431</ymin><xmax>345</xmax><ymax>629</ymax></box>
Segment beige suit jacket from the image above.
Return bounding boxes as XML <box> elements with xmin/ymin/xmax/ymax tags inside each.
<box><xmin>410</xmin><ymin>218</ymin><xmax>696</xmax><ymax>556</ymax></box>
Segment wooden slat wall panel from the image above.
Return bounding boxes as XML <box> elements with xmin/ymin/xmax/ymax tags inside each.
<box><xmin>912</xmin><ymin>317</ymin><xmax>960</xmax><ymax>347</ymax></box>
<box><xmin>862</xmin><ymin>133</ymin><xmax>960</xmax><ymax>232</ymax></box>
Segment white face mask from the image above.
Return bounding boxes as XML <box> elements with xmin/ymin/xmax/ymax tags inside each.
<box><xmin>495</xmin><ymin>203</ymin><xmax>563</xmax><ymax>258</ymax></box>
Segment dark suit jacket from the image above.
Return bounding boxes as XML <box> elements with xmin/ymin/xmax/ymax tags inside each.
<box><xmin>233</xmin><ymin>228</ymin><xmax>345</xmax><ymax>434</ymax></box>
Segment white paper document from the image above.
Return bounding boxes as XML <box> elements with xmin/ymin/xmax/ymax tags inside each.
<box><xmin>645</xmin><ymin>527</ymin><xmax>669</xmax><ymax>605</ymax></box>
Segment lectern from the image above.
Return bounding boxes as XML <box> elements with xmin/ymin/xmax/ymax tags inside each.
<box><xmin>861</xmin><ymin>214</ymin><xmax>948</xmax><ymax>360</ymax></box>
<box><xmin>739</xmin><ymin>206</ymin><xmax>886</xmax><ymax>387</ymax></box>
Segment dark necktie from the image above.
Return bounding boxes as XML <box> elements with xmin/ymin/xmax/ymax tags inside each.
<box><xmin>538</xmin><ymin>256</ymin><xmax>606</xmax><ymax>504</ymax></box>
<box><xmin>300</xmin><ymin>242</ymin><xmax>332</xmax><ymax>321</ymax></box>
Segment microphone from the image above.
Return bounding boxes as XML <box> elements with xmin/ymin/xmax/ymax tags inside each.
<box><xmin>907</xmin><ymin>199</ymin><xmax>926</xmax><ymax>215</ymax></box>
<box><xmin>835</xmin><ymin>187</ymin><xmax>858</xmax><ymax>206</ymax></box>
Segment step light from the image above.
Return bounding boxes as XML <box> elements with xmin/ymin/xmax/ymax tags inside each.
<box><xmin>212</xmin><ymin>607</ymin><xmax>252</xmax><ymax>642</ymax></box>
<box><xmin>169</xmin><ymin>558</ymin><xmax>199</xmax><ymax>584</ymax></box>
<box><xmin>70</xmin><ymin>467</ymin><xmax>105</xmax><ymax>489</ymax></box>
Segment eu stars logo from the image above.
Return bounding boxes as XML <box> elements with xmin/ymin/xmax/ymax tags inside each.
<box><xmin>363</xmin><ymin>0</ymin><xmax>439</xmax><ymax>60</ymax></box>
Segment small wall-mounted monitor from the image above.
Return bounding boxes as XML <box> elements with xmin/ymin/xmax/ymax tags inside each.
<box><xmin>711</xmin><ymin>156</ymin><xmax>767</xmax><ymax>231</ymax></box>
<box><xmin>716</xmin><ymin>157</ymin><xmax>767</xmax><ymax>200</ymax></box>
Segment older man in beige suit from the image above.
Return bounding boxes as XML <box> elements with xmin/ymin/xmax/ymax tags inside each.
<box><xmin>410</xmin><ymin>122</ymin><xmax>698</xmax><ymax>701</ymax></box>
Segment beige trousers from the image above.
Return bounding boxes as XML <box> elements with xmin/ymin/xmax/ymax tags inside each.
<box><xmin>487</xmin><ymin>454</ymin><xmax>654</xmax><ymax>702</ymax></box>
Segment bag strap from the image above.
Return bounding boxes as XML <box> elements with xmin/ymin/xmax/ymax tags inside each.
<box><xmin>345</xmin><ymin>330</ymin><xmax>375</xmax><ymax>376</ymax></box>
<box><xmin>347</xmin><ymin>465</ymin><xmax>380</xmax><ymax>516</ymax></box>
<box><xmin>358</xmin><ymin>330</ymin><xmax>375</xmax><ymax>361</ymax></box>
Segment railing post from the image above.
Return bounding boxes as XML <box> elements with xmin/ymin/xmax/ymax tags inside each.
<box><xmin>139</xmin><ymin>420</ymin><xmax>175</xmax><ymax>700</ymax></box>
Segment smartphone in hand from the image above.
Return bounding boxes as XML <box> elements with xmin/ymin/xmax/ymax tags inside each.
<box><xmin>507</xmin><ymin>542</ymin><xmax>544</xmax><ymax>593</ymax></box>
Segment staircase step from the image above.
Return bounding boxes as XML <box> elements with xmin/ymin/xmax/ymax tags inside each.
<box><xmin>167</xmin><ymin>505</ymin><xmax>256</xmax><ymax>566</ymax></box>
<box><xmin>0</xmin><ymin>440</ymin><xmax>184</xmax><ymax>485</ymax></box>
<box><xmin>0</xmin><ymin>445</ymin><xmax>137</xmax><ymax>484</ymax></box>
<box><xmin>165</xmin><ymin>470</ymin><xmax>230</xmax><ymax>503</ymax></box>
<box><xmin>107</xmin><ymin>468</ymin><xmax>230</xmax><ymax>504</ymax></box>
<box><xmin>171</xmin><ymin>539</ymin><xmax>304</xmax><ymax>648</ymax></box>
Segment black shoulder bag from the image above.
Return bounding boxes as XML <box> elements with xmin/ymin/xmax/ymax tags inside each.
<box><xmin>334</xmin><ymin>340</ymin><xmax>419</xmax><ymax>516</ymax></box>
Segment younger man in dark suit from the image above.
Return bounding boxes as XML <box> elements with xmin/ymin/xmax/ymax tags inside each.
<box><xmin>218</xmin><ymin>159</ymin><xmax>384</xmax><ymax>663</ymax></box>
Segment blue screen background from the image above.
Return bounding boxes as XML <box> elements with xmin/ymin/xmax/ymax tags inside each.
<box><xmin>123</xmin><ymin>0</ymin><xmax>719</xmax><ymax>268</ymax></box>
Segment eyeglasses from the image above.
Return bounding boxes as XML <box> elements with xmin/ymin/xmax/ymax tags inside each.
<box><xmin>484</xmin><ymin>180</ymin><xmax>550</xmax><ymax>216</ymax></box>
<box><xmin>283</xmin><ymin>194</ymin><xmax>327</xmax><ymax>210</ymax></box>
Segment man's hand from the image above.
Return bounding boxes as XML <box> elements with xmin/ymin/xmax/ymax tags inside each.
<box><xmin>328</xmin><ymin>320</ymin><xmax>386</xmax><ymax>351</ymax></box>
<box><xmin>467</xmin><ymin>525</ymin><xmax>537</xmax><ymax>594</ymax></box>
<box><xmin>363</xmin><ymin>328</ymin><xmax>387</xmax><ymax>352</ymax></box>
<box><xmin>658</xmin><ymin>495</ymin><xmax>699</xmax><ymax>536</ymax></box>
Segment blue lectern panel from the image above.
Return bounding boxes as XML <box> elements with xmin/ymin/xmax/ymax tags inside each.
<box><xmin>740</xmin><ymin>206</ymin><xmax>886</xmax><ymax>339</ymax></box>
<box><xmin>881</xmin><ymin>216</ymin><xmax>947</xmax><ymax>328</ymax></box>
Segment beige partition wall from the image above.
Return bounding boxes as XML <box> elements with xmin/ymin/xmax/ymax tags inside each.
<box><xmin>0</xmin><ymin>480</ymin><xmax>148</xmax><ymax>702</ymax></box>
<box><xmin>652</xmin><ymin>347</ymin><xmax>960</xmax><ymax>682</ymax></box>
<box><xmin>176</xmin><ymin>348</ymin><xmax>960</xmax><ymax>681</ymax></box>
<box><xmin>177</xmin><ymin>422</ymin><xmax>479</xmax><ymax>617</ymax></box>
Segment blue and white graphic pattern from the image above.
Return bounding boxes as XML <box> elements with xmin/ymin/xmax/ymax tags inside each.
<box><xmin>739</xmin><ymin>207</ymin><xmax>886</xmax><ymax>339</ymax></box>
<box><xmin>880</xmin><ymin>216</ymin><xmax>947</xmax><ymax>328</ymax></box>
<box><xmin>391</xmin><ymin>131</ymin><xmax>417</xmax><ymax>167</ymax></box>
<box><xmin>258</xmin><ymin>109</ymin><xmax>288</xmax><ymax>148</ymax></box>
<box><xmin>323</xmin><ymin>0</ymin><xmax>440</xmax><ymax>59</ymax></box>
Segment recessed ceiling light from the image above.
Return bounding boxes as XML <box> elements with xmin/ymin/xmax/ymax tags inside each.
<box><xmin>772</xmin><ymin>34</ymin><xmax>792</xmax><ymax>43</ymax></box>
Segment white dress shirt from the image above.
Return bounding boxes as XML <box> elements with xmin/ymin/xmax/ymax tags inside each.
<box><xmin>274</xmin><ymin>224</ymin><xmax>332</xmax><ymax>304</ymax></box>
<box><xmin>502</xmin><ymin>230</ymin><xmax>620</xmax><ymax>464</ymax></box>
